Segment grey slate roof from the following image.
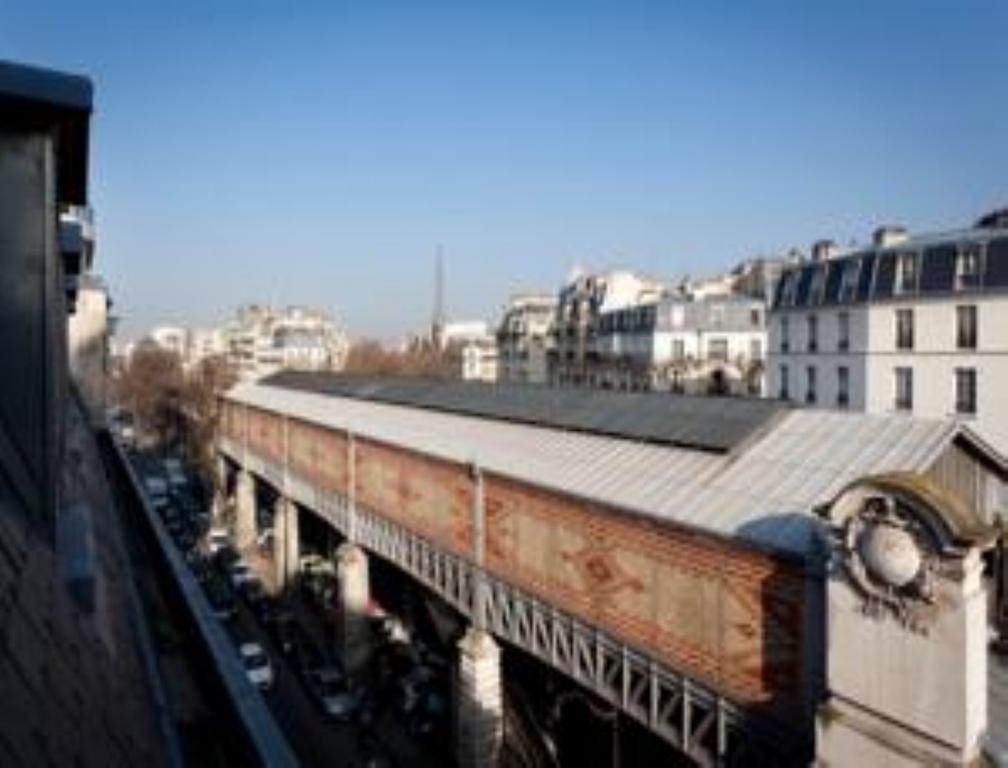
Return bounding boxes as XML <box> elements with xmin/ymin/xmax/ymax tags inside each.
<box><xmin>262</xmin><ymin>370</ymin><xmax>787</xmax><ymax>454</ymax></box>
<box><xmin>228</xmin><ymin>376</ymin><xmax>991</xmax><ymax>557</ymax></box>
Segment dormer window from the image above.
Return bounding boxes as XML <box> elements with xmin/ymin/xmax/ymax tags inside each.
<box><xmin>956</xmin><ymin>243</ymin><xmax>981</xmax><ymax>289</ymax></box>
<box><xmin>780</xmin><ymin>272</ymin><xmax>798</xmax><ymax>307</ymax></box>
<box><xmin>894</xmin><ymin>252</ymin><xmax>919</xmax><ymax>294</ymax></box>
<box><xmin>839</xmin><ymin>259</ymin><xmax>860</xmax><ymax>302</ymax></box>
<box><xmin>809</xmin><ymin>267</ymin><xmax>825</xmax><ymax>304</ymax></box>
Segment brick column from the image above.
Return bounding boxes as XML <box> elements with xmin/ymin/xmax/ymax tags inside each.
<box><xmin>235</xmin><ymin>469</ymin><xmax>256</xmax><ymax>551</ymax></box>
<box><xmin>455</xmin><ymin>627</ymin><xmax>503</xmax><ymax>768</ymax></box>
<box><xmin>336</xmin><ymin>542</ymin><xmax>370</xmax><ymax>674</ymax></box>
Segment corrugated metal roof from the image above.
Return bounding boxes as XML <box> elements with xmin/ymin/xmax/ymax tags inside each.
<box><xmin>227</xmin><ymin>380</ymin><xmax>974</xmax><ymax>559</ymax></box>
<box><xmin>260</xmin><ymin>371</ymin><xmax>786</xmax><ymax>454</ymax></box>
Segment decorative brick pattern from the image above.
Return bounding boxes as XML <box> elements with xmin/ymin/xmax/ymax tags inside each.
<box><xmin>288</xmin><ymin>418</ymin><xmax>347</xmax><ymax>493</ymax></box>
<box><xmin>355</xmin><ymin>437</ymin><xmax>473</xmax><ymax>556</ymax></box>
<box><xmin>221</xmin><ymin>400</ymin><xmax>245</xmax><ymax>444</ymax></box>
<box><xmin>246</xmin><ymin>406</ymin><xmax>283</xmax><ymax>463</ymax></box>
<box><xmin>483</xmin><ymin>473</ymin><xmax>804</xmax><ymax>708</ymax></box>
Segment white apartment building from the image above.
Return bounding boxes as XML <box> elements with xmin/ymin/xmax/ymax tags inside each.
<box><xmin>496</xmin><ymin>293</ymin><xmax>556</xmax><ymax>384</ymax></box>
<box><xmin>149</xmin><ymin>324</ymin><xmax>188</xmax><ymax>359</ymax></box>
<box><xmin>222</xmin><ymin>304</ymin><xmax>348</xmax><ymax>380</ymax></box>
<box><xmin>591</xmin><ymin>295</ymin><xmax>766</xmax><ymax>394</ymax></box>
<box><xmin>461</xmin><ymin>338</ymin><xmax>499</xmax><ymax>382</ymax></box>
<box><xmin>768</xmin><ymin>213</ymin><xmax>1008</xmax><ymax>456</ymax></box>
<box><xmin>550</xmin><ymin>269</ymin><xmax>665</xmax><ymax>386</ymax></box>
<box><xmin>440</xmin><ymin>320</ymin><xmax>491</xmax><ymax>349</ymax></box>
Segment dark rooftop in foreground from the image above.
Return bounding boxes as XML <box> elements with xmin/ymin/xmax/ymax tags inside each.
<box><xmin>0</xmin><ymin>60</ymin><xmax>93</xmax><ymax>205</ymax></box>
<box><xmin>260</xmin><ymin>370</ymin><xmax>788</xmax><ymax>454</ymax></box>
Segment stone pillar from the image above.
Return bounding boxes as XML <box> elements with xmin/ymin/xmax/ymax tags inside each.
<box><xmin>336</xmin><ymin>542</ymin><xmax>370</xmax><ymax>674</ymax></box>
<box><xmin>816</xmin><ymin>480</ymin><xmax>989</xmax><ymax>766</ymax></box>
<box><xmin>272</xmin><ymin>497</ymin><xmax>299</xmax><ymax>592</ymax></box>
<box><xmin>455</xmin><ymin>627</ymin><xmax>503</xmax><ymax>768</ymax></box>
<box><xmin>211</xmin><ymin>454</ymin><xmax>229</xmax><ymax>522</ymax></box>
<box><xmin>235</xmin><ymin>469</ymin><xmax>256</xmax><ymax>552</ymax></box>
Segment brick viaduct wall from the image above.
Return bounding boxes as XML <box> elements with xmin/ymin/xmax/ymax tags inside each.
<box><xmin>221</xmin><ymin>399</ymin><xmax>806</xmax><ymax>713</ymax></box>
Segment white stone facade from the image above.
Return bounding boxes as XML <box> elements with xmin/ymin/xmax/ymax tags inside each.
<box><xmin>219</xmin><ymin>304</ymin><xmax>349</xmax><ymax>380</ymax></box>
<box><xmin>590</xmin><ymin>295</ymin><xmax>767</xmax><ymax>393</ymax></box>
<box><xmin>768</xmin><ymin>218</ymin><xmax>1008</xmax><ymax>457</ymax></box>
<box><xmin>496</xmin><ymin>294</ymin><xmax>555</xmax><ymax>384</ymax></box>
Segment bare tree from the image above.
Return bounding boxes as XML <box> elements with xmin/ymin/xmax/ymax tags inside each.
<box><xmin>115</xmin><ymin>341</ymin><xmax>184</xmax><ymax>447</ymax></box>
<box><xmin>114</xmin><ymin>344</ymin><xmax>236</xmax><ymax>487</ymax></box>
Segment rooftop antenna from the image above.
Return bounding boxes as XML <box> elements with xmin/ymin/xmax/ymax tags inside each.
<box><xmin>432</xmin><ymin>245</ymin><xmax>445</xmax><ymax>349</ymax></box>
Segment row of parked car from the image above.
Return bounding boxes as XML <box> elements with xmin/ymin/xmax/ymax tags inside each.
<box><xmin>140</xmin><ymin>450</ymin><xmax>451</xmax><ymax>754</ymax></box>
<box><xmin>192</xmin><ymin>535</ymin><xmax>371</xmax><ymax>721</ymax></box>
<box><xmin>143</xmin><ymin>457</ymin><xmax>210</xmax><ymax>554</ymax></box>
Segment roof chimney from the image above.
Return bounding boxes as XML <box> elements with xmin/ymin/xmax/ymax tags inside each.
<box><xmin>975</xmin><ymin>208</ymin><xmax>1008</xmax><ymax>229</ymax></box>
<box><xmin>873</xmin><ymin>225</ymin><xmax>909</xmax><ymax>248</ymax></box>
<box><xmin>810</xmin><ymin>239</ymin><xmax>837</xmax><ymax>262</ymax></box>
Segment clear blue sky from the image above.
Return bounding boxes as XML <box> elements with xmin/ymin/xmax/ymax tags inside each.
<box><xmin>4</xmin><ymin>1</ymin><xmax>1006</xmax><ymax>341</ymax></box>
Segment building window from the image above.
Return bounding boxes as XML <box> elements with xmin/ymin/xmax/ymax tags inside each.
<box><xmin>894</xmin><ymin>367</ymin><xmax>913</xmax><ymax>411</ymax></box>
<box><xmin>895</xmin><ymin>252</ymin><xmax>919</xmax><ymax>294</ymax></box>
<box><xmin>805</xmin><ymin>366</ymin><xmax>817</xmax><ymax>404</ymax></box>
<box><xmin>895</xmin><ymin>308</ymin><xmax>914</xmax><ymax>350</ymax></box>
<box><xmin>750</xmin><ymin>338</ymin><xmax>763</xmax><ymax>361</ymax></box>
<box><xmin>710</xmin><ymin>305</ymin><xmax>725</xmax><ymax>328</ymax></box>
<box><xmin>837</xmin><ymin>312</ymin><xmax>850</xmax><ymax>352</ymax></box>
<box><xmin>839</xmin><ymin>259</ymin><xmax>860</xmax><ymax>302</ymax></box>
<box><xmin>956</xmin><ymin>305</ymin><xmax>977</xmax><ymax>350</ymax></box>
<box><xmin>672</xmin><ymin>339</ymin><xmax>685</xmax><ymax>360</ymax></box>
<box><xmin>779</xmin><ymin>365</ymin><xmax>789</xmax><ymax>400</ymax></box>
<box><xmin>806</xmin><ymin>314</ymin><xmax>818</xmax><ymax>353</ymax></box>
<box><xmin>780</xmin><ymin>316</ymin><xmax>790</xmax><ymax>353</ymax></box>
<box><xmin>750</xmin><ymin>308</ymin><xmax>762</xmax><ymax>327</ymax></box>
<box><xmin>708</xmin><ymin>337</ymin><xmax>728</xmax><ymax>361</ymax></box>
<box><xmin>837</xmin><ymin>366</ymin><xmax>849</xmax><ymax>408</ymax></box>
<box><xmin>809</xmin><ymin>267</ymin><xmax>825</xmax><ymax>304</ymax></box>
<box><xmin>955</xmin><ymin>368</ymin><xmax>977</xmax><ymax>415</ymax></box>
<box><xmin>956</xmin><ymin>244</ymin><xmax>981</xmax><ymax>289</ymax></box>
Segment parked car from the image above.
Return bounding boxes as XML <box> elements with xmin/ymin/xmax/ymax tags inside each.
<box><xmin>396</xmin><ymin>665</ymin><xmax>439</xmax><ymax>719</ymax></box>
<box><xmin>307</xmin><ymin>668</ymin><xmax>361</xmax><ymax>721</ymax></box>
<box><xmin>241</xmin><ymin>577</ymin><xmax>267</xmax><ymax>610</ymax></box>
<box><xmin>408</xmin><ymin>685</ymin><xmax>449</xmax><ymax>741</ymax></box>
<box><xmin>290</xmin><ymin>633</ymin><xmax>328</xmax><ymax>680</ymax></box>
<box><xmin>205</xmin><ymin>576</ymin><xmax>237</xmax><ymax>621</ymax></box>
<box><xmin>239</xmin><ymin>642</ymin><xmax>274</xmax><ymax>690</ymax></box>
<box><xmin>163</xmin><ymin>458</ymin><xmax>188</xmax><ymax>491</ymax></box>
<box><xmin>207</xmin><ymin>528</ymin><xmax>231</xmax><ymax>556</ymax></box>
<box><xmin>269</xmin><ymin>612</ymin><xmax>298</xmax><ymax>657</ymax></box>
<box><xmin>228</xmin><ymin>561</ymin><xmax>253</xmax><ymax>590</ymax></box>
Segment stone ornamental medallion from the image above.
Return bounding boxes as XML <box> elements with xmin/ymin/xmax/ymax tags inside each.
<box><xmin>858</xmin><ymin>520</ymin><xmax>922</xmax><ymax>589</ymax></box>
<box><xmin>841</xmin><ymin>495</ymin><xmax>937</xmax><ymax>634</ymax></box>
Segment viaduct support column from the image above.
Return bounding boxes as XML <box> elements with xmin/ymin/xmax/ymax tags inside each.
<box><xmin>273</xmin><ymin>497</ymin><xmax>300</xmax><ymax>592</ymax></box>
<box><xmin>211</xmin><ymin>454</ymin><xmax>229</xmax><ymax>523</ymax></box>
<box><xmin>455</xmin><ymin>462</ymin><xmax>503</xmax><ymax>768</ymax></box>
<box><xmin>336</xmin><ymin>542</ymin><xmax>369</xmax><ymax>674</ymax></box>
<box><xmin>455</xmin><ymin>628</ymin><xmax>503</xmax><ymax>768</ymax></box>
<box><xmin>234</xmin><ymin>469</ymin><xmax>256</xmax><ymax>552</ymax></box>
<box><xmin>337</xmin><ymin>432</ymin><xmax>370</xmax><ymax>675</ymax></box>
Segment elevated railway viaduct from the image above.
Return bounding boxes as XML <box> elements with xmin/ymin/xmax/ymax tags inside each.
<box><xmin>217</xmin><ymin>372</ymin><xmax>1006</xmax><ymax>766</ymax></box>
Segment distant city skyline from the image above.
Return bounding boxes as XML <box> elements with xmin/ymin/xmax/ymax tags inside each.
<box><xmin>4</xmin><ymin>1</ymin><xmax>1006</xmax><ymax>341</ymax></box>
